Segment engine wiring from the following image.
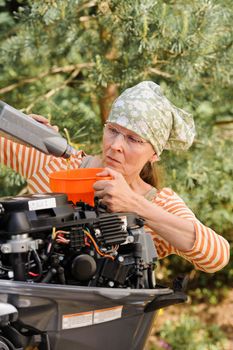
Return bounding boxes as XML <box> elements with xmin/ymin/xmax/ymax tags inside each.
<box><xmin>51</xmin><ymin>226</ymin><xmax>115</xmax><ymax>260</ymax></box>
<box><xmin>56</xmin><ymin>234</ymin><xmax>70</xmax><ymax>244</ymax></box>
<box><xmin>83</xmin><ymin>229</ymin><xmax>115</xmax><ymax>261</ymax></box>
<box><xmin>52</xmin><ymin>227</ymin><xmax>70</xmax><ymax>239</ymax></box>
<box><xmin>27</xmin><ymin>249</ymin><xmax>43</xmax><ymax>281</ymax></box>
<box><xmin>46</xmin><ymin>228</ymin><xmax>71</xmax><ymax>251</ymax></box>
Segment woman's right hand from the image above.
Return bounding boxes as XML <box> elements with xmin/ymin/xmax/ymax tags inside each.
<box><xmin>29</xmin><ymin>114</ymin><xmax>59</xmax><ymax>132</ymax></box>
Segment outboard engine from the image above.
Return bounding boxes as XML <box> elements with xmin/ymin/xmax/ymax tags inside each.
<box><xmin>0</xmin><ymin>193</ymin><xmax>187</xmax><ymax>350</ymax></box>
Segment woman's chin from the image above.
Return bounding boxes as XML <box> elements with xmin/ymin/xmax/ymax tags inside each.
<box><xmin>104</xmin><ymin>160</ymin><xmax>123</xmax><ymax>173</ymax></box>
<box><xmin>106</xmin><ymin>163</ymin><xmax>120</xmax><ymax>171</ymax></box>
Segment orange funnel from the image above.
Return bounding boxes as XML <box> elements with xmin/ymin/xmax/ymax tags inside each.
<box><xmin>49</xmin><ymin>168</ymin><xmax>111</xmax><ymax>206</ymax></box>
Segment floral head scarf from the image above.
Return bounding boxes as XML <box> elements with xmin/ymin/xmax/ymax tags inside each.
<box><xmin>107</xmin><ymin>81</ymin><xmax>195</xmax><ymax>156</ymax></box>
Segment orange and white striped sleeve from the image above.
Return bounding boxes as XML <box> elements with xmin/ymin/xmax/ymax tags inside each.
<box><xmin>0</xmin><ymin>136</ymin><xmax>83</xmax><ymax>193</ymax></box>
<box><xmin>149</xmin><ymin>188</ymin><xmax>230</xmax><ymax>273</ymax></box>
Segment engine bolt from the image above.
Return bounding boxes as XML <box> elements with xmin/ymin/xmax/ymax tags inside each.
<box><xmin>108</xmin><ymin>281</ymin><xmax>114</xmax><ymax>287</ymax></box>
<box><xmin>118</xmin><ymin>256</ymin><xmax>124</xmax><ymax>263</ymax></box>
<box><xmin>127</xmin><ymin>236</ymin><xmax>134</xmax><ymax>243</ymax></box>
<box><xmin>1</xmin><ymin>245</ymin><xmax>10</xmax><ymax>253</ymax></box>
<box><xmin>95</xmin><ymin>229</ymin><xmax>101</xmax><ymax>237</ymax></box>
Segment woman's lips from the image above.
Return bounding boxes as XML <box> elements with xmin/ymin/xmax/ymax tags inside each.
<box><xmin>106</xmin><ymin>156</ymin><xmax>121</xmax><ymax>164</ymax></box>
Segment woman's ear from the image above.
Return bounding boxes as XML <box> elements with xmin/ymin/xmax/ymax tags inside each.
<box><xmin>150</xmin><ymin>153</ymin><xmax>159</xmax><ymax>163</ymax></box>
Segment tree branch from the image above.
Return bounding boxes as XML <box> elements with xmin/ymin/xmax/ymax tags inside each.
<box><xmin>147</xmin><ymin>67</ymin><xmax>172</xmax><ymax>78</ymax></box>
<box><xmin>77</xmin><ymin>0</ymin><xmax>97</xmax><ymax>13</ymax></box>
<box><xmin>99</xmin><ymin>84</ymin><xmax>119</xmax><ymax>124</ymax></box>
<box><xmin>23</xmin><ymin>68</ymin><xmax>81</xmax><ymax>113</ymax></box>
<box><xmin>215</xmin><ymin>120</ymin><xmax>233</xmax><ymax>125</ymax></box>
<box><xmin>0</xmin><ymin>62</ymin><xmax>95</xmax><ymax>95</ymax></box>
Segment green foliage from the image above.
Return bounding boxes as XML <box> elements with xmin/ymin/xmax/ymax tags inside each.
<box><xmin>152</xmin><ymin>314</ymin><xmax>228</xmax><ymax>350</ymax></box>
<box><xmin>0</xmin><ymin>164</ymin><xmax>26</xmax><ymax>196</ymax></box>
<box><xmin>0</xmin><ymin>0</ymin><xmax>15</xmax><ymax>41</ymax></box>
<box><xmin>162</xmin><ymin>136</ymin><xmax>233</xmax><ymax>238</ymax></box>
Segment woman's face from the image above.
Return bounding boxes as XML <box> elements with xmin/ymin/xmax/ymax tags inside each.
<box><xmin>102</xmin><ymin>123</ymin><xmax>157</xmax><ymax>181</ymax></box>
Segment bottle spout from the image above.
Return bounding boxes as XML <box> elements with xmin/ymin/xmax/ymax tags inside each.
<box><xmin>62</xmin><ymin>144</ymin><xmax>78</xmax><ymax>159</ymax></box>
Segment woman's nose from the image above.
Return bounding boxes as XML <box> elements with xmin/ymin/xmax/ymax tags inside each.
<box><xmin>110</xmin><ymin>133</ymin><xmax>125</xmax><ymax>151</ymax></box>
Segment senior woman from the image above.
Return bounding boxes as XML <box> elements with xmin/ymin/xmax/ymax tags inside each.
<box><xmin>0</xmin><ymin>81</ymin><xmax>230</xmax><ymax>273</ymax></box>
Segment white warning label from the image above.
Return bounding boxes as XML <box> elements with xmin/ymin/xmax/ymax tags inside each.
<box><xmin>62</xmin><ymin>306</ymin><xmax>123</xmax><ymax>330</ymax></box>
<box><xmin>94</xmin><ymin>306</ymin><xmax>123</xmax><ymax>324</ymax></box>
<box><xmin>62</xmin><ymin>311</ymin><xmax>93</xmax><ymax>329</ymax></box>
<box><xmin>28</xmin><ymin>197</ymin><xmax>56</xmax><ymax>211</ymax></box>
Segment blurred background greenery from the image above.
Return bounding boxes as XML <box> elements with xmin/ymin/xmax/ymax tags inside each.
<box><xmin>0</xmin><ymin>1</ymin><xmax>232</xmax><ymax>348</ymax></box>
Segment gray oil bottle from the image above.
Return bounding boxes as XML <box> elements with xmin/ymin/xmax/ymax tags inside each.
<box><xmin>0</xmin><ymin>100</ymin><xmax>76</xmax><ymax>158</ymax></box>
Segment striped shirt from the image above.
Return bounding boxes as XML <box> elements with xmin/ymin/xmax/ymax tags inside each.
<box><xmin>0</xmin><ymin>137</ymin><xmax>230</xmax><ymax>273</ymax></box>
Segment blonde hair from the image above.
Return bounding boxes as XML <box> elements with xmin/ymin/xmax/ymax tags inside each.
<box><xmin>140</xmin><ymin>162</ymin><xmax>164</xmax><ymax>189</ymax></box>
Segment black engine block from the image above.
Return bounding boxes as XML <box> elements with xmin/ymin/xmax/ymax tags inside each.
<box><xmin>0</xmin><ymin>193</ymin><xmax>157</xmax><ymax>289</ymax></box>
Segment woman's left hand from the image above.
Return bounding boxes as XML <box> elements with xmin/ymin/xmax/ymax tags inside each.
<box><xmin>93</xmin><ymin>168</ymin><xmax>137</xmax><ymax>212</ymax></box>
